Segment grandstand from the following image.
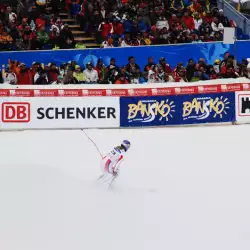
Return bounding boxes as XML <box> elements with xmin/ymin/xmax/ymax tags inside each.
<box><xmin>0</xmin><ymin>0</ymin><xmax>250</xmax><ymax>84</ymax></box>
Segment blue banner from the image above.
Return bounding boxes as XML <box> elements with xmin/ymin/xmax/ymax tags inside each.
<box><xmin>120</xmin><ymin>96</ymin><xmax>180</xmax><ymax>127</ymax></box>
<box><xmin>120</xmin><ymin>93</ymin><xmax>235</xmax><ymax>127</ymax></box>
<box><xmin>0</xmin><ymin>41</ymin><xmax>250</xmax><ymax>70</ymax></box>
<box><xmin>179</xmin><ymin>93</ymin><xmax>236</xmax><ymax>125</ymax></box>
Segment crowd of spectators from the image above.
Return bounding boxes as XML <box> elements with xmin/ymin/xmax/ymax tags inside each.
<box><xmin>0</xmin><ymin>2</ymin><xmax>76</xmax><ymax>50</ymax></box>
<box><xmin>79</xmin><ymin>0</ymin><xmax>235</xmax><ymax>47</ymax></box>
<box><xmin>0</xmin><ymin>0</ymin><xmax>240</xmax><ymax>51</ymax></box>
<box><xmin>1</xmin><ymin>53</ymin><xmax>250</xmax><ymax>85</ymax></box>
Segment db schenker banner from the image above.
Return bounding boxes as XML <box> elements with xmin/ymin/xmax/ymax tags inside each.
<box><xmin>0</xmin><ymin>97</ymin><xmax>120</xmax><ymax>130</ymax></box>
<box><xmin>120</xmin><ymin>93</ymin><xmax>235</xmax><ymax>127</ymax></box>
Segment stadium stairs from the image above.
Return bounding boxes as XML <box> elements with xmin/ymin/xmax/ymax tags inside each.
<box><xmin>58</xmin><ymin>12</ymin><xmax>101</xmax><ymax>49</ymax></box>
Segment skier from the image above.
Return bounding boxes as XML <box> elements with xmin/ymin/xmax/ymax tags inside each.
<box><xmin>99</xmin><ymin>140</ymin><xmax>131</xmax><ymax>181</ymax></box>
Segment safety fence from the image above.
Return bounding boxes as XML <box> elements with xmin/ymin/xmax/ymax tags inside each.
<box><xmin>0</xmin><ymin>80</ymin><xmax>250</xmax><ymax>130</ymax></box>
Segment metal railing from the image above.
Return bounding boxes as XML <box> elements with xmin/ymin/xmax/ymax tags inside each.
<box><xmin>217</xmin><ymin>0</ymin><xmax>250</xmax><ymax>36</ymax></box>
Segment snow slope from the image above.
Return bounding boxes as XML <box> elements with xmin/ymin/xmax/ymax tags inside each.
<box><xmin>0</xmin><ymin>126</ymin><xmax>250</xmax><ymax>250</ymax></box>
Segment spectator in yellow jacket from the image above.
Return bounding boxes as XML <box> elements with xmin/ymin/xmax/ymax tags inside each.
<box><xmin>73</xmin><ymin>65</ymin><xmax>87</xmax><ymax>83</ymax></box>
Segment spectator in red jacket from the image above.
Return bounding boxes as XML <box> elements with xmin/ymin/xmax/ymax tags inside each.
<box><xmin>99</xmin><ymin>19</ymin><xmax>113</xmax><ymax>40</ymax></box>
<box><xmin>158</xmin><ymin>57</ymin><xmax>172</xmax><ymax>74</ymax></box>
<box><xmin>112</xmin><ymin>19</ymin><xmax>124</xmax><ymax>37</ymax></box>
<box><xmin>17</xmin><ymin>63</ymin><xmax>33</xmax><ymax>85</ymax></box>
<box><xmin>36</xmin><ymin>14</ymin><xmax>46</xmax><ymax>32</ymax></box>
<box><xmin>181</xmin><ymin>11</ymin><xmax>195</xmax><ymax>31</ymax></box>
<box><xmin>48</xmin><ymin>63</ymin><xmax>59</xmax><ymax>83</ymax></box>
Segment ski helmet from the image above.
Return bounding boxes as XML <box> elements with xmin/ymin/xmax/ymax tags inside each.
<box><xmin>121</xmin><ymin>140</ymin><xmax>131</xmax><ymax>152</ymax></box>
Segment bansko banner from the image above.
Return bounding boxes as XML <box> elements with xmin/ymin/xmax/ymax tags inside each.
<box><xmin>0</xmin><ymin>97</ymin><xmax>120</xmax><ymax>129</ymax></box>
<box><xmin>180</xmin><ymin>92</ymin><xmax>236</xmax><ymax>125</ymax></box>
<box><xmin>120</xmin><ymin>93</ymin><xmax>236</xmax><ymax>127</ymax></box>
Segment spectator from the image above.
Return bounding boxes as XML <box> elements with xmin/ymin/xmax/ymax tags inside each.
<box><xmin>49</xmin><ymin>25</ymin><xmax>60</xmax><ymax>46</ymax></box>
<box><xmin>52</xmin><ymin>75</ymin><xmax>64</xmax><ymax>84</ymax></box>
<box><xmin>107</xmin><ymin>58</ymin><xmax>119</xmax><ymax>72</ymax></box>
<box><xmin>125</xmin><ymin>56</ymin><xmax>141</xmax><ymax>82</ymax></box>
<box><xmin>83</xmin><ymin>62</ymin><xmax>99</xmax><ymax>83</ymax></box>
<box><xmin>112</xmin><ymin>19</ymin><xmax>124</xmax><ymax>37</ymax></box>
<box><xmin>102</xmin><ymin>37</ymin><xmax>114</xmax><ymax>48</ymax></box>
<box><xmin>48</xmin><ymin>63</ymin><xmax>59</xmax><ymax>83</ymax></box>
<box><xmin>115</xmin><ymin>74</ymin><xmax>129</xmax><ymax>84</ymax></box>
<box><xmin>173</xmin><ymin>62</ymin><xmax>188</xmax><ymax>82</ymax></box>
<box><xmin>17</xmin><ymin>63</ymin><xmax>33</xmax><ymax>85</ymax></box>
<box><xmin>63</xmin><ymin>68</ymin><xmax>78</xmax><ymax>84</ymax></box>
<box><xmin>193</xmin><ymin>66</ymin><xmax>210</xmax><ymax>80</ymax></box>
<box><xmin>36</xmin><ymin>14</ymin><xmax>46</xmax><ymax>32</ymax></box>
<box><xmin>182</xmin><ymin>11</ymin><xmax>195</xmax><ymax>31</ymax></box>
<box><xmin>211</xmin><ymin>17</ymin><xmax>224</xmax><ymax>34</ymax></box>
<box><xmin>99</xmin><ymin>18</ymin><xmax>113</xmax><ymax>40</ymax></box>
<box><xmin>95</xmin><ymin>58</ymin><xmax>107</xmax><ymax>81</ymax></box>
<box><xmin>59</xmin><ymin>24</ymin><xmax>75</xmax><ymax>49</ymax></box>
<box><xmin>217</xmin><ymin>9</ymin><xmax>229</xmax><ymax>27</ymax></box>
<box><xmin>73</xmin><ymin>65</ymin><xmax>87</xmax><ymax>83</ymax></box>
<box><xmin>0</xmin><ymin>29</ymin><xmax>13</xmax><ymax>50</ymax></box>
<box><xmin>186</xmin><ymin>58</ymin><xmax>196</xmax><ymax>81</ymax></box>
<box><xmin>188</xmin><ymin>0</ymin><xmax>201</xmax><ymax>14</ymax></box>
<box><xmin>156</xmin><ymin>16</ymin><xmax>169</xmax><ymax>31</ymax></box>
<box><xmin>194</xmin><ymin>12</ymin><xmax>203</xmax><ymax>31</ymax></box>
<box><xmin>158</xmin><ymin>57</ymin><xmax>172</xmax><ymax>74</ymax></box>
<box><xmin>34</xmin><ymin>69</ymin><xmax>49</xmax><ymax>85</ymax></box>
<box><xmin>163</xmin><ymin>73</ymin><xmax>175</xmax><ymax>83</ymax></box>
<box><xmin>148</xmin><ymin>68</ymin><xmax>160</xmax><ymax>83</ymax></box>
<box><xmin>3</xmin><ymin>65</ymin><xmax>17</xmax><ymax>84</ymax></box>
<box><xmin>37</xmin><ymin>26</ymin><xmax>49</xmax><ymax>48</ymax></box>
<box><xmin>107</xmin><ymin>58</ymin><xmax>119</xmax><ymax>83</ymax></box>
<box><xmin>6</xmin><ymin>6</ymin><xmax>18</xmax><ymax>28</ymax></box>
<box><xmin>198</xmin><ymin>20</ymin><xmax>212</xmax><ymax>36</ymax></box>
<box><xmin>144</xmin><ymin>56</ymin><xmax>156</xmax><ymax>72</ymax></box>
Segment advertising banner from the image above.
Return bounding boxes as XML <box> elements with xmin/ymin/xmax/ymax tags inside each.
<box><xmin>235</xmin><ymin>91</ymin><xmax>250</xmax><ymax>123</ymax></box>
<box><xmin>0</xmin><ymin>97</ymin><xmax>120</xmax><ymax>130</ymax></box>
<box><xmin>120</xmin><ymin>93</ymin><xmax>235</xmax><ymax>127</ymax></box>
<box><xmin>179</xmin><ymin>93</ymin><xmax>236</xmax><ymax>125</ymax></box>
<box><xmin>120</xmin><ymin>96</ymin><xmax>179</xmax><ymax>127</ymax></box>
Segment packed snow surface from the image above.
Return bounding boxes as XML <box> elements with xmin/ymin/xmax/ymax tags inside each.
<box><xmin>0</xmin><ymin>126</ymin><xmax>250</xmax><ymax>250</ymax></box>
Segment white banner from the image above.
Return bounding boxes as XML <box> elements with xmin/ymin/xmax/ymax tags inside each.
<box><xmin>0</xmin><ymin>97</ymin><xmax>120</xmax><ymax>129</ymax></box>
<box><xmin>235</xmin><ymin>91</ymin><xmax>250</xmax><ymax>124</ymax></box>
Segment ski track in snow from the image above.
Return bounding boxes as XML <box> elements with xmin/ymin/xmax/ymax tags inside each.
<box><xmin>0</xmin><ymin>126</ymin><xmax>250</xmax><ymax>250</ymax></box>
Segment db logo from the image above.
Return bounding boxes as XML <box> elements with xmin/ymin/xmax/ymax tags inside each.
<box><xmin>1</xmin><ymin>102</ymin><xmax>30</xmax><ymax>123</ymax></box>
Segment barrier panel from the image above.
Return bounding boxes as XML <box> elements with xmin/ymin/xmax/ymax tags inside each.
<box><xmin>235</xmin><ymin>91</ymin><xmax>250</xmax><ymax>124</ymax></box>
<box><xmin>120</xmin><ymin>93</ymin><xmax>235</xmax><ymax>127</ymax></box>
<box><xmin>0</xmin><ymin>97</ymin><xmax>120</xmax><ymax>130</ymax></box>
<box><xmin>2</xmin><ymin>81</ymin><xmax>250</xmax><ymax>130</ymax></box>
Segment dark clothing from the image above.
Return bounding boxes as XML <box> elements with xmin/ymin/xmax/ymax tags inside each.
<box><xmin>186</xmin><ymin>64</ymin><xmax>196</xmax><ymax>82</ymax></box>
<box><xmin>35</xmin><ymin>76</ymin><xmax>49</xmax><ymax>85</ymax></box>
